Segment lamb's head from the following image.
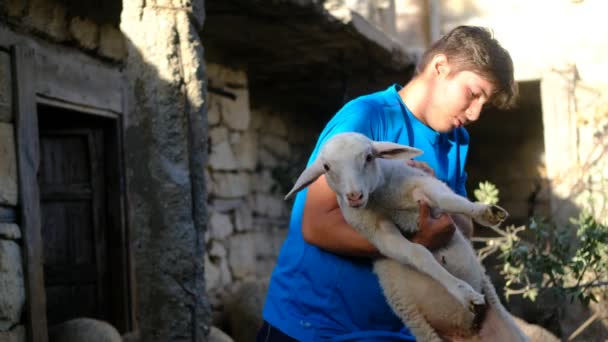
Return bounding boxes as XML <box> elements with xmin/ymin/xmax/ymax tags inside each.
<box><xmin>285</xmin><ymin>132</ymin><xmax>423</xmax><ymax>208</ymax></box>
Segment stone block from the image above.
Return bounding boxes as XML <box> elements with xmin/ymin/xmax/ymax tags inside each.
<box><xmin>234</xmin><ymin>203</ymin><xmax>253</xmax><ymax>232</ymax></box>
<box><xmin>207</xmin><ymin>94</ymin><xmax>221</xmax><ymax>126</ymax></box>
<box><xmin>204</xmin><ymin>254</ymin><xmax>231</xmax><ymax>291</ymax></box>
<box><xmin>69</xmin><ymin>16</ymin><xmax>99</xmax><ymax>51</ymax></box>
<box><xmin>209</xmin><ymin>211</ymin><xmax>233</xmax><ymax>240</ymax></box>
<box><xmin>253</xmin><ymin>193</ymin><xmax>286</xmax><ymax>218</ymax></box>
<box><xmin>98</xmin><ymin>24</ymin><xmax>127</xmax><ymax>62</ymax></box>
<box><xmin>233</xmin><ymin>131</ymin><xmax>257</xmax><ymax>171</ymax></box>
<box><xmin>0</xmin><ymin>240</ymin><xmax>24</xmax><ymax>330</ymax></box>
<box><xmin>207</xmin><ymin>241</ymin><xmax>232</xmax><ymax>288</ymax></box>
<box><xmin>0</xmin><ymin>51</ymin><xmax>12</xmax><ymax>123</ymax></box>
<box><xmin>209</xmin><ymin>172</ymin><xmax>250</xmax><ymax>198</ymax></box>
<box><xmin>0</xmin><ymin>124</ymin><xmax>17</xmax><ymax>206</ymax></box>
<box><xmin>208</xmin><ymin>240</ymin><xmax>227</xmax><ymax>259</ymax></box>
<box><xmin>227</xmin><ymin>233</ymin><xmax>257</xmax><ymax>279</ymax></box>
<box><xmin>218</xmin><ymin>88</ymin><xmax>250</xmax><ymax>131</ymax></box>
<box><xmin>209</xmin><ymin>126</ymin><xmax>229</xmax><ymax>145</ymax></box>
<box><xmin>209</xmin><ymin>198</ymin><xmax>244</xmax><ymax>213</ymax></box>
<box><xmin>0</xmin><ymin>224</ymin><xmax>20</xmax><ymax>240</ymax></box>
<box><xmin>229</xmin><ymin>131</ymin><xmax>240</xmax><ymax>144</ymax></box>
<box><xmin>204</xmin><ymin>254</ymin><xmax>220</xmax><ymax>290</ymax></box>
<box><xmin>47</xmin><ymin>4</ymin><xmax>69</xmax><ymax>42</ymax></box>
<box><xmin>207</xmin><ymin>63</ymin><xmax>247</xmax><ymax>89</ymax></box>
<box><xmin>208</xmin><ymin>140</ymin><xmax>238</xmax><ymax>171</ymax></box>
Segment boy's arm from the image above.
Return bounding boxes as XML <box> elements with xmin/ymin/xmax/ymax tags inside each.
<box><xmin>302</xmin><ymin>175</ymin><xmax>455</xmax><ymax>257</ymax></box>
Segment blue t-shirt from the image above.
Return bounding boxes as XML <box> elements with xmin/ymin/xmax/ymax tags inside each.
<box><xmin>263</xmin><ymin>85</ymin><xmax>470</xmax><ymax>341</ymax></box>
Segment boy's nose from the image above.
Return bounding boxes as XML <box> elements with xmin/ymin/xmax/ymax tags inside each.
<box><xmin>466</xmin><ymin>102</ymin><xmax>482</xmax><ymax>122</ymax></box>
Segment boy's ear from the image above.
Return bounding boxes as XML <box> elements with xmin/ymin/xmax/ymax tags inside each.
<box><xmin>431</xmin><ymin>54</ymin><xmax>450</xmax><ymax>77</ymax></box>
<box><xmin>372</xmin><ymin>141</ymin><xmax>423</xmax><ymax>160</ymax></box>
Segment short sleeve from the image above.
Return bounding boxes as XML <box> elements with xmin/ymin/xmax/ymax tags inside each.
<box><xmin>315</xmin><ymin>99</ymin><xmax>383</xmax><ymax>150</ymax></box>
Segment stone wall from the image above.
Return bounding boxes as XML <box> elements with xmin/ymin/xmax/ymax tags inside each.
<box><xmin>0</xmin><ymin>0</ymin><xmax>126</xmax><ymax>62</ymax></box>
<box><xmin>121</xmin><ymin>0</ymin><xmax>210</xmax><ymax>340</ymax></box>
<box><xmin>0</xmin><ymin>49</ymin><xmax>26</xmax><ymax>342</ymax></box>
<box><xmin>204</xmin><ymin>63</ymin><xmax>318</xmax><ymax>330</ymax></box>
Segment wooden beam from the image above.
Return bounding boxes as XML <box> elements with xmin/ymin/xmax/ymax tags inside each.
<box><xmin>13</xmin><ymin>44</ymin><xmax>49</xmax><ymax>342</ymax></box>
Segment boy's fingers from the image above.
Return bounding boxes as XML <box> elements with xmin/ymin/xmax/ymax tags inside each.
<box><xmin>407</xmin><ymin>160</ymin><xmax>435</xmax><ymax>176</ymax></box>
<box><xmin>418</xmin><ymin>201</ymin><xmax>430</xmax><ymax>216</ymax></box>
<box><xmin>430</xmin><ymin>214</ymin><xmax>455</xmax><ymax>232</ymax></box>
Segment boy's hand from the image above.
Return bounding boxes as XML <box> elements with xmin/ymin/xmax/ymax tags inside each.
<box><xmin>412</xmin><ymin>202</ymin><xmax>455</xmax><ymax>251</ymax></box>
<box><xmin>406</xmin><ymin>160</ymin><xmax>435</xmax><ymax>177</ymax></box>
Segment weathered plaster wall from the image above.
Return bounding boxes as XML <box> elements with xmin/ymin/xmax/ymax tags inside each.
<box><xmin>204</xmin><ymin>63</ymin><xmax>318</xmax><ymax>338</ymax></box>
<box><xmin>121</xmin><ymin>0</ymin><xmax>211</xmax><ymax>341</ymax></box>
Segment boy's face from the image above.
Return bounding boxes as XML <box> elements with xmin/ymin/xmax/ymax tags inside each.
<box><xmin>427</xmin><ymin>67</ymin><xmax>495</xmax><ymax>133</ymax></box>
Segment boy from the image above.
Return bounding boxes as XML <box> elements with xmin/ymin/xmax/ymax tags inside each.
<box><xmin>260</xmin><ymin>25</ymin><xmax>517</xmax><ymax>341</ymax></box>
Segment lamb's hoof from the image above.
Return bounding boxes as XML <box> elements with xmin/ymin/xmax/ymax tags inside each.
<box><xmin>456</xmin><ymin>282</ymin><xmax>485</xmax><ymax>310</ymax></box>
<box><xmin>471</xmin><ymin>302</ymin><xmax>488</xmax><ymax>331</ymax></box>
<box><xmin>479</xmin><ymin>204</ymin><xmax>508</xmax><ymax>226</ymax></box>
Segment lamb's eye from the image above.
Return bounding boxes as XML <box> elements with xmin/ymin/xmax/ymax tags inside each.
<box><xmin>323</xmin><ymin>163</ymin><xmax>330</xmax><ymax>171</ymax></box>
<box><xmin>365</xmin><ymin>154</ymin><xmax>373</xmax><ymax>163</ymax></box>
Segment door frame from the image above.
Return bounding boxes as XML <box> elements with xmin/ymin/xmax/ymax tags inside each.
<box><xmin>8</xmin><ymin>39</ymin><xmax>134</xmax><ymax>341</ymax></box>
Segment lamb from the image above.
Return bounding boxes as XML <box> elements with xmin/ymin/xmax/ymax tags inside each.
<box><xmin>285</xmin><ymin>132</ymin><xmax>527</xmax><ymax>342</ymax></box>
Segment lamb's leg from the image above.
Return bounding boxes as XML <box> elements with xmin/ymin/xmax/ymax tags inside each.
<box><xmin>371</xmin><ymin>219</ymin><xmax>485</xmax><ymax>310</ymax></box>
<box><xmin>477</xmin><ymin>276</ymin><xmax>529</xmax><ymax>342</ymax></box>
<box><xmin>411</xmin><ymin>180</ymin><xmax>508</xmax><ymax>227</ymax></box>
<box><xmin>375</xmin><ymin>259</ymin><xmax>444</xmax><ymax>342</ymax></box>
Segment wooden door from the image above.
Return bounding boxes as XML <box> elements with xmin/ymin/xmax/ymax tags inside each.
<box><xmin>38</xmin><ymin>127</ymin><xmax>108</xmax><ymax>326</ymax></box>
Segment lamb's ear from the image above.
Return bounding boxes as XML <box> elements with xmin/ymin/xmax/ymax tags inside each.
<box><xmin>284</xmin><ymin>160</ymin><xmax>326</xmax><ymax>200</ymax></box>
<box><xmin>372</xmin><ymin>141</ymin><xmax>423</xmax><ymax>160</ymax></box>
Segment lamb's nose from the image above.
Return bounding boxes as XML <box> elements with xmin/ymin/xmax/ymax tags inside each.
<box><xmin>346</xmin><ymin>192</ymin><xmax>363</xmax><ymax>201</ymax></box>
